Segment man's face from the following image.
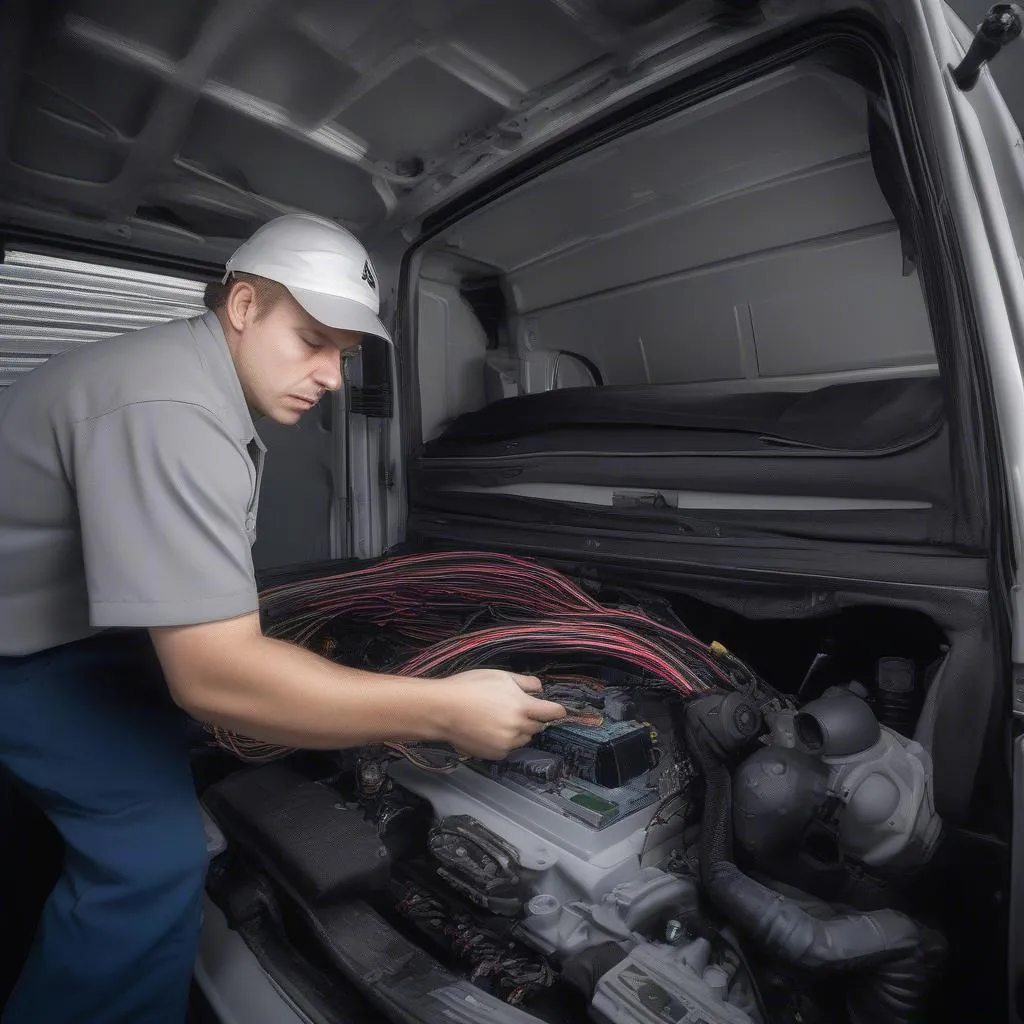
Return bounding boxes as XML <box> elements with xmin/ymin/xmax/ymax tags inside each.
<box><xmin>227</xmin><ymin>286</ymin><xmax>363</xmax><ymax>425</ymax></box>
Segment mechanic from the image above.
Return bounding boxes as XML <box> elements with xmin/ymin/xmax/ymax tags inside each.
<box><xmin>0</xmin><ymin>213</ymin><xmax>567</xmax><ymax>1024</ymax></box>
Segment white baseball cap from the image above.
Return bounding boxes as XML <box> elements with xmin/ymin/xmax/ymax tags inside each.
<box><xmin>223</xmin><ymin>213</ymin><xmax>391</xmax><ymax>344</ymax></box>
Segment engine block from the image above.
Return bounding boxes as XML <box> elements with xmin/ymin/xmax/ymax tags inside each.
<box><xmin>389</xmin><ymin>718</ymin><xmax>692</xmax><ymax>957</ymax></box>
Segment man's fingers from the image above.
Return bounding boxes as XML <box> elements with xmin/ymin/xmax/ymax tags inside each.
<box><xmin>510</xmin><ymin>673</ymin><xmax>542</xmax><ymax>693</ymax></box>
<box><xmin>526</xmin><ymin>698</ymin><xmax>568</xmax><ymax>723</ymax></box>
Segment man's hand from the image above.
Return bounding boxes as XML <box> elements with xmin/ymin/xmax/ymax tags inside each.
<box><xmin>151</xmin><ymin>615</ymin><xmax>566</xmax><ymax>757</ymax></box>
<box><xmin>437</xmin><ymin>669</ymin><xmax>566</xmax><ymax>759</ymax></box>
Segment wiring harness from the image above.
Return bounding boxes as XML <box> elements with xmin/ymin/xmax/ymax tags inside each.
<box><xmin>396</xmin><ymin>881</ymin><xmax>556</xmax><ymax>1005</ymax></box>
<box><xmin>207</xmin><ymin>550</ymin><xmax>782</xmax><ymax>766</ymax></box>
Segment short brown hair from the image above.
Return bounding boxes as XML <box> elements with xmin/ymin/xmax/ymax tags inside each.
<box><xmin>203</xmin><ymin>272</ymin><xmax>290</xmax><ymax>321</ymax></box>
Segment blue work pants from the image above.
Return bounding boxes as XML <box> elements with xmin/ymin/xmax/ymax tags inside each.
<box><xmin>0</xmin><ymin>630</ymin><xmax>208</xmax><ymax>1023</ymax></box>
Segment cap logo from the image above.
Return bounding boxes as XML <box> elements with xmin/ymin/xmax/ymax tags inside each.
<box><xmin>361</xmin><ymin>260</ymin><xmax>376</xmax><ymax>291</ymax></box>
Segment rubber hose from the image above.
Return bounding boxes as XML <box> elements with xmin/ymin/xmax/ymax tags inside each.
<box><xmin>794</xmin><ymin>691</ymin><xmax>881</xmax><ymax>758</ymax></box>
<box><xmin>684</xmin><ymin>699</ymin><xmax>945</xmax><ymax>1024</ymax></box>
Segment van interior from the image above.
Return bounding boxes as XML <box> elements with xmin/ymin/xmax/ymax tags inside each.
<box><xmin>0</xmin><ymin>2</ymin><xmax>1014</xmax><ymax>1023</ymax></box>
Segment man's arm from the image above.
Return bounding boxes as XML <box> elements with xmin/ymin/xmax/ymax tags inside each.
<box><xmin>151</xmin><ymin>612</ymin><xmax>566</xmax><ymax>760</ymax></box>
<box><xmin>70</xmin><ymin>402</ymin><xmax>562</xmax><ymax>758</ymax></box>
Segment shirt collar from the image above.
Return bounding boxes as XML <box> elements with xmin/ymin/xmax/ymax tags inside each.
<box><xmin>192</xmin><ymin>310</ymin><xmax>266</xmax><ymax>454</ymax></box>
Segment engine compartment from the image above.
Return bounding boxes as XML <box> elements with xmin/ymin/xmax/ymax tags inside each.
<box><xmin>198</xmin><ymin>550</ymin><xmax>979</xmax><ymax>1024</ymax></box>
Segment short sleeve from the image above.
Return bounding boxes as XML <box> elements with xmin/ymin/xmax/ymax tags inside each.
<box><xmin>71</xmin><ymin>401</ymin><xmax>260</xmax><ymax>628</ymax></box>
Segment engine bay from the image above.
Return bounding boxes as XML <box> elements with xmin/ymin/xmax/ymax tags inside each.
<box><xmin>200</xmin><ymin>550</ymin><xmax>956</xmax><ymax>1024</ymax></box>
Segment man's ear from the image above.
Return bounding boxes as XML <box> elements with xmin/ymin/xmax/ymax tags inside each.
<box><xmin>225</xmin><ymin>280</ymin><xmax>256</xmax><ymax>333</ymax></box>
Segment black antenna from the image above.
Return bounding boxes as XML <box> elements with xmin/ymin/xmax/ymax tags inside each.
<box><xmin>950</xmin><ymin>3</ymin><xmax>1022</xmax><ymax>91</ymax></box>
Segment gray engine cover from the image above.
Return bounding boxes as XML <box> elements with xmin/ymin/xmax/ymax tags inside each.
<box><xmin>389</xmin><ymin>760</ymin><xmax>689</xmax><ymax>956</ymax></box>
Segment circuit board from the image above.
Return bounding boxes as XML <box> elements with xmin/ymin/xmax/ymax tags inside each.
<box><xmin>468</xmin><ymin>717</ymin><xmax>662</xmax><ymax>830</ymax></box>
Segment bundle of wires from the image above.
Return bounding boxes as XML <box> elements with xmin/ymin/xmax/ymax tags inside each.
<box><xmin>395</xmin><ymin>614</ymin><xmax>724</xmax><ymax>693</ymax></box>
<box><xmin>396</xmin><ymin>882</ymin><xmax>555</xmax><ymax>1004</ymax></box>
<box><xmin>209</xmin><ymin>550</ymin><xmax>777</xmax><ymax>766</ymax></box>
<box><xmin>258</xmin><ymin>550</ymin><xmax>603</xmax><ymax>647</ymax></box>
<box><xmin>259</xmin><ymin>551</ymin><xmax>738</xmax><ymax>686</ymax></box>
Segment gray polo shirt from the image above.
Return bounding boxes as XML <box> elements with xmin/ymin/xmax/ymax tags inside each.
<box><xmin>0</xmin><ymin>310</ymin><xmax>266</xmax><ymax>656</ymax></box>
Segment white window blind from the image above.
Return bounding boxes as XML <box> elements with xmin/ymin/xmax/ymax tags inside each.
<box><xmin>0</xmin><ymin>249</ymin><xmax>207</xmax><ymax>389</ymax></box>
